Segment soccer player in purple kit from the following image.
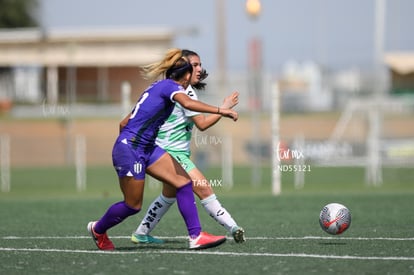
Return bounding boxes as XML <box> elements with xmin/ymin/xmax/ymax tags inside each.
<box><xmin>131</xmin><ymin>49</ymin><xmax>245</xmax><ymax>244</ymax></box>
<box><xmin>87</xmin><ymin>48</ymin><xmax>238</xmax><ymax>251</ymax></box>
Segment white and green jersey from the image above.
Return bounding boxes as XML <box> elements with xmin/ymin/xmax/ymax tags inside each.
<box><xmin>155</xmin><ymin>85</ymin><xmax>200</xmax><ymax>153</ymax></box>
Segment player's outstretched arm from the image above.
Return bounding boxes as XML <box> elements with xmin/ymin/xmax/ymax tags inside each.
<box><xmin>192</xmin><ymin>91</ymin><xmax>239</xmax><ymax>131</ymax></box>
<box><xmin>174</xmin><ymin>93</ymin><xmax>238</xmax><ymax>121</ymax></box>
<box><xmin>221</xmin><ymin>91</ymin><xmax>239</xmax><ymax>109</ymax></box>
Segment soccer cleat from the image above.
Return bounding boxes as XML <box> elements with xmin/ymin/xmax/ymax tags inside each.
<box><xmin>87</xmin><ymin>221</ymin><xmax>115</xmax><ymax>251</ymax></box>
<box><xmin>189</xmin><ymin>232</ymin><xmax>226</xmax><ymax>250</ymax></box>
<box><xmin>231</xmin><ymin>226</ymin><xmax>246</xmax><ymax>243</ymax></box>
<box><xmin>131</xmin><ymin>233</ymin><xmax>164</xmax><ymax>244</ymax></box>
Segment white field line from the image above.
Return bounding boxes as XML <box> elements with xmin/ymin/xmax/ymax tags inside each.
<box><xmin>0</xmin><ymin>247</ymin><xmax>413</xmax><ymax>261</ymax></box>
<box><xmin>2</xmin><ymin>235</ymin><xmax>414</xmax><ymax>241</ymax></box>
<box><xmin>1</xmin><ymin>235</ymin><xmax>414</xmax><ymax>261</ymax></box>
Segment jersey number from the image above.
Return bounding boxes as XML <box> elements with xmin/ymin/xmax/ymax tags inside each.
<box><xmin>130</xmin><ymin>92</ymin><xmax>149</xmax><ymax>119</ymax></box>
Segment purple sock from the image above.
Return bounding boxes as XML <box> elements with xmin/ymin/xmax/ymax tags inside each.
<box><xmin>94</xmin><ymin>201</ymin><xmax>140</xmax><ymax>234</ymax></box>
<box><xmin>176</xmin><ymin>182</ymin><xmax>201</xmax><ymax>238</ymax></box>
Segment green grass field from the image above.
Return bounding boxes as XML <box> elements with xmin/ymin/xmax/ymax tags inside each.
<box><xmin>1</xmin><ymin>165</ymin><xmax>413</xmax><ymax>274</ymax></box>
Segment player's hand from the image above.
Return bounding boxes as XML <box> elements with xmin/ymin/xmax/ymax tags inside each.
<box><xmin>220</xmin><ymin>108</ymin><xmax>238</xmax><ymax>121</ymax></box>
<box><xmin>221</xmin><ymin>91</ymin><xmax>239</xmax><ymax>109</ymax></box>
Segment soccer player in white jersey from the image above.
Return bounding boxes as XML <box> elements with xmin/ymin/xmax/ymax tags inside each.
<box><xmin>132</xmin><ymin>49</ymin><xmax>245</xmax><ymax>243</ymax></box>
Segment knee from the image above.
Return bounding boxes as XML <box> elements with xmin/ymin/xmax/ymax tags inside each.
<box><xmin>193</xmin><ymin>184</ymin><xmax>213</xmax><ymax>200</ymax></box>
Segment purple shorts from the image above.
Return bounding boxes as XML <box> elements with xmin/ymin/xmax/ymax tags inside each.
<box><xmin>112</xmin><ymin>139</ymin><xmax>166</xmax><ymax>180</ymax></box>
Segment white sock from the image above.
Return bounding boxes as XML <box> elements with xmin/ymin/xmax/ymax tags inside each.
<box><xmin>201</xmin><ymin>194</ymin><xmax>237</xmax><ymax>233</ymax></box>
<box><xmin>135</xmin><ymin>194</ymin><xmax>176</xmax><ymax>235</ymax></box>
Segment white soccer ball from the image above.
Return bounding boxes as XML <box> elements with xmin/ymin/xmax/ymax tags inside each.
<box><xmin>319</xmin><ymin>203</ymin><xmax>351</xmax><ymax>235</ymax></box>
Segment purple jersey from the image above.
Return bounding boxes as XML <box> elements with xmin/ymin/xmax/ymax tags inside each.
<box><xmin>119</xmin><ymin>79</ymin><xmax>186</xmax><ymax>150</ymax></box>
<box><xmin>112</xmin><ymin>79</ymin><xmax>186</xmax><ymax>179</ymax></box>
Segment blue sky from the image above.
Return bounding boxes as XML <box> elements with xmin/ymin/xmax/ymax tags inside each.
<box><xmin>39</xmin><ymin>0</ymin><xmax>414</xmax><ymax>73</ymax></box>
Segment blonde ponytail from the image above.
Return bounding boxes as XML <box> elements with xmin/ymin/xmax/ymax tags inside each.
<box><xmin>141</xmin><ymin>48</ymin><xmax>183</xmax><ymax>81</ymax></box>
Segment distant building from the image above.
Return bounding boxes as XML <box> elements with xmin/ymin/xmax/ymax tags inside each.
<box><xmin>278</xmin><ymin>60</ymin><xmax>333</xmax><ymax>112</ymax></box>
<box><xmin>0</xmin><ymin>27</ymin><xmax>175</xmax><ymax>111</ymax></box>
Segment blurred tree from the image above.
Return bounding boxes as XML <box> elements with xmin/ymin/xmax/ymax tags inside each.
<box><xmin>0</xmin><ymin>0</ymin><xmax>39</xmax><ymax>28</ymax></box>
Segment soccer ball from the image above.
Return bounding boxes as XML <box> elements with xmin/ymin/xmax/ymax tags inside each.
<box><xmin>319</xmin><ymin>203</ymin><xmax>351</xmax><ymax>235</ymax></box>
